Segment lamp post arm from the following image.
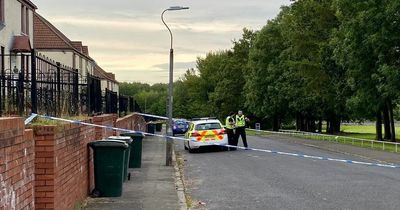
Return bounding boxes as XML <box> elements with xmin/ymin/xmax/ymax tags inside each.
<box><xmin>161</xmin><ymin>9</ymin><xmax>173</xmax><ymax>49</ymax></box>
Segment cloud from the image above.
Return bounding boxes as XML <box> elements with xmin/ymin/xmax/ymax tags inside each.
<box><xmin>33</xmin><ymin>0</ymin><xmax>292</xmax><ymax>84</ymax></box>
<box><xmin>152</xmin><ymin>61</ymin><xmax>197</xmax><ymax>70</ymax></box>
<box><xmin>50</xmin><ymin>16</ymin><xmax>243</xmax><ymax>34</ymax></box>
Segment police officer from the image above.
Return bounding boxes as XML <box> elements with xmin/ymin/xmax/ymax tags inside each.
<box><xmin>225</xmin><ymin>112</ymin><xmax>236</xmax><ymax>151</ymax></box>
<box><xmin>235</xmin><ymin>110</ymin><xmax>249</xmax><ymax>149</ymax></box>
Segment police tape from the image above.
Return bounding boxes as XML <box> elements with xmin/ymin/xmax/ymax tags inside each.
<box><xmin>25</xmin><ymin>113</ymin><xmax>400</xmax><ymax>169</ymax></box>
<box><xmin>135</xmin><ymin>112</ymin><xmax>168</xmax><ymax>120</ymax></box>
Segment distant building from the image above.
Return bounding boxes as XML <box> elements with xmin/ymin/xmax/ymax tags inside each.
<box><xmin>0</xmin><ymin>0</ymin><xmax>37</xmax><ymax>72</ymax></box>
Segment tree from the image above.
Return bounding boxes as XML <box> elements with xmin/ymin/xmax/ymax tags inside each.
<box><xmin>119</xmin><ymin>82</ymin><xmax>167</xmax><ymax>116</ymax></box>
<box><xmin>333</xmin><ymin>0</ymin><xmax>400</xmax><ymax>141</ymax></box>
<box><xmin>246</xmin><ymin>13</ymin><xmax>288</xmax><ymax>131</ymax></box>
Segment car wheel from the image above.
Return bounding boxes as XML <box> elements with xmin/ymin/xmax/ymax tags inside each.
<box><xmin>220</xmin><ymin>146</ymin><xmax>229</xmax><ymax>151</ymax></box>
<box><xmin>188</xmin><ymin>143</ymin><xmax>196</xmax><ymax>153</ymax></box>
<box><xmin>188</xmin><ymin>147</ymin><xmax>196</xmax><ymax>153</ymax></box>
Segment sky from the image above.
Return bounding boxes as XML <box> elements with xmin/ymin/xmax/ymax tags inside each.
<box><xmin>33</xmin><ymin>0</ymin><xmax>291</xmax><ymax>84</ymax></box>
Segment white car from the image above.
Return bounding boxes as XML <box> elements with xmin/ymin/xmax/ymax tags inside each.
<box><xmin>184</xmin><ymin>118</ymin><xmax>228</xmax><ymax>152</ymax></box>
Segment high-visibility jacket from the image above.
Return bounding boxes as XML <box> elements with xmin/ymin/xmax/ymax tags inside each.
<box><xmin>236</xmin><ymin>115</ymin><xmax>246</xmax><ymax>127</ymax></box>
<box><xmin>225</xmin><ymin>116</ymin><xmax>235</xmax><ymax>129</ymax></box>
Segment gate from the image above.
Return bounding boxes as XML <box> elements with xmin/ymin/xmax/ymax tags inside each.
<box><xmin>87</xmin><ymin>74</ymin><xmax>102</xmax><ymax>115</ymax></box>
<box><xmin>105</xmin><ymin>88</ymin><xmax>118</xmax><ymax>113</ymax></box>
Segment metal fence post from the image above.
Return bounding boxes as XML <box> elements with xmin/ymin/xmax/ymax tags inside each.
<box><xmin>0</xmin><ymin>47</ymin><xmax>3</xmax><ymax>116</ymax></box>
<box><xmin>17</xmin><ymin>71</ymin><xmax>24</xmax><ymax>115</ymax></box>
<box><xmin>30</xmin><ymin>49</ymin><xmax>37</xmax><ymax>114</ymax></box>
<box><xmin>73</xmin><ymin>69</ymin><xmax>79</xmax><ymax>115</ymax></box>
<box><xmin>56</xmin><ymin>62</ymin><xmax>61</xmax><ymax>116</ymax></box>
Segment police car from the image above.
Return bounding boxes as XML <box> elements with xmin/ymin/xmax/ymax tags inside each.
<box><xmin>184</xmin><ymin>118</ymin><xmax>228</xmax><ymax>152</ymax></box>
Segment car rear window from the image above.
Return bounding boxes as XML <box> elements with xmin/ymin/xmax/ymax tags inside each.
<box><xmin>195</xmin><ymin>123</ymin><xmax>221</xmax><ymax>130</ymax></box>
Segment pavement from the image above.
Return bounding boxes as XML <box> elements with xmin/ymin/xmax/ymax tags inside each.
<box><xmin>85</xmin><ymin>136</ymin><xmax>182</xmax><ymax>210</ymax></box>
<box><xmin>176</xmin><ymin>134</ymin><xmax>400</xmax><ymax>210</ymax></box>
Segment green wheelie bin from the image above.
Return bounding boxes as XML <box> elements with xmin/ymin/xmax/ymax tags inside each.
<box><xmin>155</xmin><ymin>123</ymin><xmax>162</xmax><ymax>132</ymax></box>
<box><xmin>121</xmin><ymin>132</ymin><xmax>145</xmax><ymax>168</ymax></box>
<box><xmin>88</xmin><ymin>140</ymin><xmax>128</xmax><ymax>197</ymax></box>
<box><xmin>147</xmin><ymin>123</ymin><xmax>155</xmax><ymax>135</ymax></box>
<box><xmin>106</xmin><ymin>136</ymin><xmax>133</xmax><ymax>182</ymax></box>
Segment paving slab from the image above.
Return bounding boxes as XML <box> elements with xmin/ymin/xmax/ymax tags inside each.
<box><xmin>85</xmin><ymin>136</ymin><xmax>180</xmax><ymax>210</ymax></box>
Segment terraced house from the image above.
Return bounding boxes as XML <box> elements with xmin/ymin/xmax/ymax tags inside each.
<box><xmin>0</xmin><ymin>0</ymin><xmax>36</xmax><ymax>74</ymax></box>
<box><xmin>33</xmin><ymin>13</ymin><xmax>95</xmax><ymax>82</ymax></box>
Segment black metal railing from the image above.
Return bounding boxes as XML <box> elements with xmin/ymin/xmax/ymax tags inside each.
<box><xmin>0</xmin><ymin>50</ymin><xmax>140</xmax><ymax>117</ymax></box>
<box><xmin>105</xmin><ymin>88</ymin><xmax>117</xmax><ymax>114</ymax></box>
<box><xmin>87</xmin><ymin>74</ymin><xmax>102</xmax><ymax>115</ymax></box>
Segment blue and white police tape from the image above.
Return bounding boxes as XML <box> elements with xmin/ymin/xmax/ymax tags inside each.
<box><xmin>25</xmin><ymin>113</ymin><xmax>38</xmax><ymax>125</ymax></box>
<box><xmin>25</xmin><ymin>113</ymin><xmax>400</xmax><ymax>170</ymax></box>
<box><xmin>135</xmin><ymin>112</ymin><xmax>168</xmax><ymax>120</ymax></box>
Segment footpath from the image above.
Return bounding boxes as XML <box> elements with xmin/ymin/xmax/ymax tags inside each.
<box><xmin>85</xmin><ymin>136</ymin><xmax>183</xmax><ymax>210</ymax></box>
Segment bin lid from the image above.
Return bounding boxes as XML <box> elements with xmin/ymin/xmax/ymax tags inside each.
<box><xmin>121</xmin><ymin>132</ymin><xmax>145</xmax><ymax>138</ymax></box>
<box><xmin>107</xmin><ymin>136</ymin><xmax>133</xmax><ymax>144</ymax></box>
<box><xmin>88</xmin><ymin>140</ymin><xmax>129</xmax><ymax>149</ymax></box>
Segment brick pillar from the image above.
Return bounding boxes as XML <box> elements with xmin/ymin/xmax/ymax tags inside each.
<box><xmin>93</xmin><ymin>114</ymin><xmax>117</xmax><ymax>139</ymax></box>
<box><xmin>33</xmin><ymin>126</ymin><xmax>56</xmax><ymax>209</ymax></box>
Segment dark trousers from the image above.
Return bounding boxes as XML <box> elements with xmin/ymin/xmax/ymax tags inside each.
<box><xmin>226</xmin><ymin>128</ymin><xmax>236</xmax><ymax>150</ymax></box>
<box><xmin>235</xmin><ymin>127</ymin><xmax>248</xmax><ymax>147</ymax></box>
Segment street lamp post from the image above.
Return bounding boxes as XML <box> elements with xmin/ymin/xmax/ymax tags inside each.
<box><xmin>161</xmin><ymin>6</ymin><xmax>189</xmax><ymax>166</ymax></box>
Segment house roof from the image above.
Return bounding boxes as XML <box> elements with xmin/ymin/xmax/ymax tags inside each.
<box><xmin>34</xmin><ymin>13</ymin><xmax>73</xmax><ymax>49</ymax></box>
<box><xmin>33</xmin><ymin>13</ymin><xmax>92</xmax><ymax>60</ymax></box>
<box><xmin>82</xmin><ymin>46</ymin><xmax>89</xmax><ymax>56</ymax></box>
<box><xmin>19</xmin><ymin>0</ymin><xmax>37</xmax><ymax>9</ymax></box>
<box><xmin>11</xmin><ymin>35</ymin><xmax>31</xmax><ymax>53</ymax></box>
<box><xmin>70</xmin><ymin>41</ymin><xmax>83</xmax><ymax>52</ymax></box>
<box><xmin>94</xmin><ymin>65</ymin><xmax>119</xmax><ymax>84</ymax></box>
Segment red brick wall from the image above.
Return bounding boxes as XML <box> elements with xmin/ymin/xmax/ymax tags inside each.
<box><xmin>0</xmin><ymin>118</ymin><xmax>35</xmax><ymax>210</ymax></box>
<box><xmin>92</xmin><ymin>114</ymin><xmax>116</xmax><ymax>140</ymax></box>
<box><xmin>0</xmin><ymin>114</ymin><xmax>147</xmax><ymax>210</ymax></box>
<box><xmin>34</xmin><ymin>126</ymin><xmax>55</xmax><ymax>210</ymax></box>
<box><xmin>115</xmin><ymin>114</ymin><xmax>146</xmax><ymax>135</ymax></box>
<box><xmin>33</xmin><ymin>121</ymin><xmax>96</xmax><ymax>210</ymax></box>
<box><xmin>131</xmin><ymin>114</ymin><xmax>147</xmax><ymax>132</ymax></box>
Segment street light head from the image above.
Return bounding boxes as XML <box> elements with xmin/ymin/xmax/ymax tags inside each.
<box><xmin>167</xmin><ymin>6</ymin><xmax>189</xmax><ymax>11</ymax></box>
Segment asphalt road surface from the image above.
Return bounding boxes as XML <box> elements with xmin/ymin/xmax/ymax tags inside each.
<box><xmin>175</xmin><ymin>134</ymin><xmax>400</xmax><ymax>210</ymax></box>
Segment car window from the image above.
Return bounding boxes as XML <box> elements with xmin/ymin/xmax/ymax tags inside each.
<box><xmin>195</xmin><ymin>123</ymin><xmax>221</xmax><ymax>130</ymax></box>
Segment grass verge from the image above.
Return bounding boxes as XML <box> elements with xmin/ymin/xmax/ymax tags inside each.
<box><xmin>252</xmin><ymin>130</ymin><xmax>400</xmax><ymax>153</ymax></box>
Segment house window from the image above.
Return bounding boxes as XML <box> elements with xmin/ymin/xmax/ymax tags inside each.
<box><xmin>1</xmin><ymin>46</ymin><xmax>4</xmax><ymax>72</ymax></box>
<box><xmin>0</xmin><ymin>0</ymin><xmax>4</xmax><ymax>24</ymax></box>
<box><xmin>21</xmin><ymin>5</ymin><xmax>29</xmax><ymax>34</ymax></box>
<box><xmin>25</xmin><ymin>7</ymin><xmax>29</xmax><ymax>34</ymax></box>
<box><xmin>79</xmin><ymin>57</ymin><xmax>82</xmax><ymax>71</ymax></box>
<box><xmin>72</xmin><ymin>54</ymin><xmax>76</xmax><ymax>69</ymax></box>
<box><xmin>21</xmin><ymin>5</ymin><xmax>25</xmax><ymax>33</ymax></box>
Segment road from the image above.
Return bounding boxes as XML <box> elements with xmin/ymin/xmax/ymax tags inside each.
<box><xmin>175</xmin><ymin>134</ymin><xmax>400</xmax><ymax>210</ymax></box>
